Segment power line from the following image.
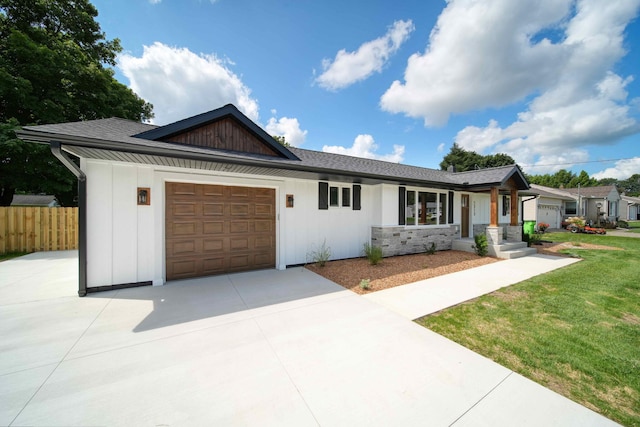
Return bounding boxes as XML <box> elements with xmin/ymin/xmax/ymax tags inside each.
<box><xmin>520</xmin><ymin>156</ymin><xmax>638</xmax><ymax>168</ymax></box>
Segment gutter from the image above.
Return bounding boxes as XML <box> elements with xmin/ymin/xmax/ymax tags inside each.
<box><xmin>50</xmin><ymin>141</ymin><xmax>87</xmax><ymax>297</ymax></box>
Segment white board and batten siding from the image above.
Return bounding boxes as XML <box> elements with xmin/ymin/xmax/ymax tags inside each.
<box><xmin>83</xmin><ymin>159</ymin><xmax>375</xmax><ymax>288</ymax></box>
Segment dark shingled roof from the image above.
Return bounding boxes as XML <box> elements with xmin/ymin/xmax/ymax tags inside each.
<box><xmin>18</xmin><ymin>108</ymin><xmax>529</xmax><ymax>191</ymax></box>
<box><xmin>11</xmin><ymin>194</ymin><xmax>59</xmax><ymax>206</ymax></box>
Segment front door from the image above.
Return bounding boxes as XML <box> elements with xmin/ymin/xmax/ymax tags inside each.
<box><xmin>461</xmin><ymin>194</ymin><xmax>470</xmax><ymax>238</ymax></box>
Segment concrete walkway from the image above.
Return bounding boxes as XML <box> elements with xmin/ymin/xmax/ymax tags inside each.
<box><xmin>0</xmin><ymin>251</ymin><xmax>618</xmax><ymax>426</ymax></box>
<box><xmin>364</xmin><ymin>254</ymin><xmax>581</xmax><ymax>319</ymax></box>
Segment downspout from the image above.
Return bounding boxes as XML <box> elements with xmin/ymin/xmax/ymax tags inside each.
<box><xmin>50</xmin><ymin>142</ymin><xmax>87</xmax><ymax>297</ymax></box>
<box><xmin>521</xmin><ymin>195</ymin><xmax>537</xmax><ymax>223</ymax></box>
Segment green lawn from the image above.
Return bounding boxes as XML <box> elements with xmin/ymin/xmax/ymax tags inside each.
<box><xmin>627</xmin><ymin>220</ymin><xmax>640</xmax><ymax>233</ymax></box>
<box><xmin>416</xmin><ymin>232</ymin><xmax>640</xmax><ymax>427</ymax></box>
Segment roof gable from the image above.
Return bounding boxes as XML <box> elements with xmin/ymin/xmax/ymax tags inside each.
<box><xmin>133</xmin><ymin>104</ymin><xmax>299</xmax><ymax>160</ymax></box>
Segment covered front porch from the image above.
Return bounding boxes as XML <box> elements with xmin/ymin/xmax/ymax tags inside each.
<box><xmin>454</xmin><ymin>176</ymin><xmax>536</xmax><ymax>259</ymax></box>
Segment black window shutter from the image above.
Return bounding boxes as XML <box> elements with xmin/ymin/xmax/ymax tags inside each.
<box><xmin>353</xmin><ymin>185</ymin><xmax>361</xmax><ymax>210</ymax></box>
<box><xmin>448</xmin><ymin>191</ymin><xmax>454</xmax><ymax>224</ymax></box>
<box><xmin>399</xmin><ymin>187</ymin><xmax>406</xmax><ymax>225</ymax></box>
<box><xmin>318</xmin><ymin>182</ymin><xmax>328</xmax><ymax>210</ymax></box>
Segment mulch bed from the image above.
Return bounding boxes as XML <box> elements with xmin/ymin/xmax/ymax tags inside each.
<box><xmin>305</xmin><ymin>250</ymin><xmax>500</xmax><ymax>295</ymax></box>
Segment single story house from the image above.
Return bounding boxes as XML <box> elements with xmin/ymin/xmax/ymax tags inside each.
<box><xmin>562</xmin><ymin>185</ymin><xmax>621</xmax><ymax>224</ymax></box>
<box><xmin>18</xmin><ymin>104</ymin><xmax>530</xmax><ymax>296</ymax></box>
<box><xmin>522</xmin><ymin>184</ymin><xmax>576</xmax><ymax>229</ymax></box>
<box><xmin>524</xmin><ymin>184</ymin><xmax>622</xmax><ymax>227</ymax></box>
<box><xmin>621</xmin><ymin>194</ymin><xmax>640</xmax><ymax>221</ymax></box>
<box><xmin>11</xmin><ymin>194</ymin><xmax>60</xmax><ymax>207</ymax></box>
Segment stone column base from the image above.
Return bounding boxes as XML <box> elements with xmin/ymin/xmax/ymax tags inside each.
<box><xmin>485</xmin><ymin>226</ymin><xmax>502</xmax><ymax>246</ymax></box>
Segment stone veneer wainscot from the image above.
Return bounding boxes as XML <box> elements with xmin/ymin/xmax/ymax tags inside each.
<box><xmin>371</xmin><ymin>226</ymin><xmax>457</xmax><ymax>257</ymax></box>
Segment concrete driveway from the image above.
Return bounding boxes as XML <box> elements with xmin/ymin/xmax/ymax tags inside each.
<box><xmin>0</xmin><ymin>251</ymin><xmax>618</xmax><ymax>426</ymax></box>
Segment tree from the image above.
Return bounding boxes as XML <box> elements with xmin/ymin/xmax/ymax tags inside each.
<box><xmin>439</xmin><ymin>143</ymin><xmax>515</xmax><ymax>172</ymax></box>
<box><xmin>0</xmin><ymin>0</ymin><xmax>153</xmax><ymax>205</ymax></box>
<box><xmin>527</xmin><ymin>169</ymin><xmax>598</xmax><ymax>189</ymax></box>
<box><xmin>618</xmin><ymin>174</ymin><xmax>640</xmax><ymax>196</ymax></box>
<box><xmin>272</xmin><ymin>135</ymin><xmax>290</xmax><ymax>147</ymax></box>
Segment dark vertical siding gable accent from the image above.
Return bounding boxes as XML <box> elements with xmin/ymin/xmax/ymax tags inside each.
<box><xmin>318</xmin><ymin>182</ymin><xmax>328</xmax><ymax>210</ymax></box>
<box><xmin>399</xmin><ymin>186</ymin><xmax>406</xmax><ymax>225</ymax></box>
<box><xmin>448</xmin><ymin>191</ymin><xmax>454</xmax><ymax>224</ymax></box>
<box><xmin>163</xmin><ymin>118</ymin><xmax>281</xmax><ymax>157</ymax></box>
<box><xmin>353</xmin><ymin>185</ymin><xmax>361</xmax><ymax>210</ymax></box>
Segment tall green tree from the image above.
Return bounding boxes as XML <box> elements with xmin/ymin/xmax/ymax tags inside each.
<box><xmin>439</xmin><ymin>143</ymin><xmax>516</xmax><ymax>172</ymax></box>
<box><xmin>0</xmin><ymin>0</ymin><xmax>153</xmax><ymax>205</ymax></box>
<box><xmin>527</xmin><ymin>169</ymin><xmax>598</xmax><ymax>189</ymax></box>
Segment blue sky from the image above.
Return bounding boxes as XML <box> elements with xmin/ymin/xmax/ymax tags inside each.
<box><xmin>92</xmin><ymin>0</ymin><xmax>640</xmax><ymax>180</ymax></box>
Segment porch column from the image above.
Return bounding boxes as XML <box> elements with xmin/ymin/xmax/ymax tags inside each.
<box><xmin>490</xmin><ymin>187</ymin><xmax>499</xmax><ymax>227</ymax></box>
<box><xmin>510</xmin><ymin>188</ymin><xmax>518</xmax><ymax>226</ymax></box>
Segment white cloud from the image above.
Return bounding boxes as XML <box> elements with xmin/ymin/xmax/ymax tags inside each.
<box><xmin>316</xmin><ymin>20</ymin><xmax>414</xmax><ymax>91</ymax></box>
<box><xmin>381</xmin><ymin>0</ymin><xmax>572</xmax><ymax>125</ymax></box>
<box><xmin>322</xmin><ymin>134</ymin><xmax>405</xmax><ymax>163</ymax></box>
<box><xmin>592</xmin><ymin>158</ymin><xmax>640</xmax><ymax>180</ymax></box>
<box><xmin>149</xmin><ymin>0</ymin><xmax>161</xmax><ymax>4</ymax></box>
<box><xmin>266</xmin><ymin>116</ymin><xmax>308</xmax><ymax>147</ymax></box>
<box><xmin>437</xmin><ymin>143</ymin><xmax>445</xmax><ymax>152</ymax></box>
<box><xmin>381</xmin><ymin>0</ymin><xmax>640</xmax><ymax>173</ymax></box>
<box><xmin>119</xmin><ymin>42</ymin><xmax>259</xmax><ymax>125</ymax></box>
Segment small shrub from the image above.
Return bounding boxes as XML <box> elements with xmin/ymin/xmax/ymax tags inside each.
<box><xmin>618</xmin><ymin>220</ymin><xmax>629</xmax><ymax>229</ymax></box>
<box><xmin>363</xmin><ymin>242</ymin><xmax>383</xmax><ymax>265</ymax></box>
<box><xmin>472</xmin><ymin>234</ymin><xmax>488</xmax><ymax>257</ymax></box>
<box><xmin>359</xmin><ymin>279</ymin><xmax>370</xmax><ymax>290</ymax></box>
<box><xmin>537</xmin><ymin>222</ymin><xmax>550</xmax><ymax>233</ymax></box>
<box><xmin>529</xmin><ymin>232</ymin><xmax>542</xmax><ymax>245</ymax></box>
<box><xmin>423</xmin><ymin>242</ymin><xmax>437</xmax><ymax>255</ymax></box>
<box><xmin>307</xmin><ymin>239</ymin><xmax>331</xmax><ymax>267</ymax></box>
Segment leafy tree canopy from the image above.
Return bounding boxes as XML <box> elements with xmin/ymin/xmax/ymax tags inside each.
<box><xmin>526</xmin><ymin>169</ymin><xmax>598</xmax><ymax>189</ymax></box>
<box><xmin>439</xmin><ymin>143</ymin><xmax>516</xmax><ymax>172</ymax></box>
<box><xmin>0</xmin><ymin>0</ymin><xmax>153</xmax><ymax>205</ymax></box>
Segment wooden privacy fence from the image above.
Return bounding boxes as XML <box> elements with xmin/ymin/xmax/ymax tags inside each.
<box><xmin>0</xmin><ymin>207</ymin><xmax>79</xmax><ymax>254</ymax></box>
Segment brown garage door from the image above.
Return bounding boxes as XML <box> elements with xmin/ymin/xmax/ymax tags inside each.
<box><xmin>166</xmin><ymin>182</ymin><xmax>275</xmax><ymax>281</ymax></box>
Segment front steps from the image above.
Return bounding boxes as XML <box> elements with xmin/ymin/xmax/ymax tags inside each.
<box><xmin>452</xmin><ymin>239</ymin><xmax>537</xmax><ymax>259</ymax></box>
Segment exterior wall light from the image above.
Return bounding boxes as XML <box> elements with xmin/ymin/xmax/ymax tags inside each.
<box><xmin>138</xmin><ymin>187</ymin><xmax>150</xmax><ymax>206</ymax></box>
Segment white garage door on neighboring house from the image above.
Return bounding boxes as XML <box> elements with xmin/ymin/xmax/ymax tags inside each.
<box><xmin>165</xmin><ymin>182</ymin><xmax>276</xmax><ymax>281</ymax></box>
<box><xmin>538</xmin><ymin>205</ymin><xmax>560</xmax><ymax>228</ymax></box>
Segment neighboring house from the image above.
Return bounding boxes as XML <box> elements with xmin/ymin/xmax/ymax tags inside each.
<box><xmin>621</xmin><ymin>194</ymin><xmax>640</xmax><ymax>221</ymax></box>
<box><xmin>522</xmin><ymin>184</ymin><xmax>576</xmax><ymax>229</ymax></box>
<box><xmin>563</xmin><ymin>185</ymin><xmax>621</xmax><ymax>224</ymax></box>
<box><xmin>18</xmin><ymin>104</ymin><xmax>530</xmax><ymax>296</ymax></box>
<box><xmin>524</xmin><ymin>184</ymin><xmax>622</xmax><ymax>226</ymax></box>
<box><xmin>10</xmin><ymin>194</ymin><xmax>60</xmax><ymax>207</ymax></box>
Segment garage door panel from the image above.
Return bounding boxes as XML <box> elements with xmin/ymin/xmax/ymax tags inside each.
<box><xmin>202</xmin><ymin>257</ymin><xmax>225</xmax><ymax>275</ymax></box>
<box><xmin>230</xmin><ymin>221</ymin><xmax>249</xmax><ymax>233</ymax></box>
<box><xmin>203</xmin><ymin>238</ymin><xmax>224</xmax><ymax>252</ymax></box>
<box><xmin>230</xmin><ymin>203</ymin><xmax>249</xmax><ymax>216</ymax></box>
<box><xmin>166</xmin><ymin>183</ymin><xmax>275</xmax><ymax>281</ymax></box>
<box><xmin>202</xmin><ymin>203</ymin><xmax>224</xmax><ymax>216</ymax></box>
<box><xmin>254</xmin><ymin>220</ymin><xmax>273</xmax><ymax>232</ymax></box>
<box><xmin>229</xmin><ymin>187</ymin><xmax>250</xmax><ymax>198</ymax></box>
<box><xmin>253</xmin><ymin>252</ymin><xmax>274</xmax><ymax>267</ymax></box>
<box><xmin>254</xmin><ymin>236</ymin><xmax>273</xmax><ymax>249</ymax></box>
<box><xmin>172</xmin><ymin>202</ymin><xmax>197</xmax><ymax>217</ymax></box>
<box><xmin>168</xmin><ymin>221</ymin><xmax>198</xmax><ymax>237</ymax></box>
<box><xmin>230</xmin><ymin>237</ymin><xmax>250</xmax><ymax>251</ymax></box>
<box><xmin>255</xmin><ymin>203</ymin><xmax>273</xmax><ymax>215</ymax></box>
<box><xmin>203</xmin><ymin>221</ymin><xmax>224</xmax><ymax>234</ymax></box>
<box><xmin>203</xmin><ymin>185</ymin><xmax>224</xmax><ymax>196</ymax></box>
<box><xmin>169</xmin><ymin>259</ymin><xmax>197</xmax><ymax>278</ymax></box>
<box><xmin>171</xmin><ymin>183</ymin><xmax>198</xmax><ymax>195</ymax></box>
